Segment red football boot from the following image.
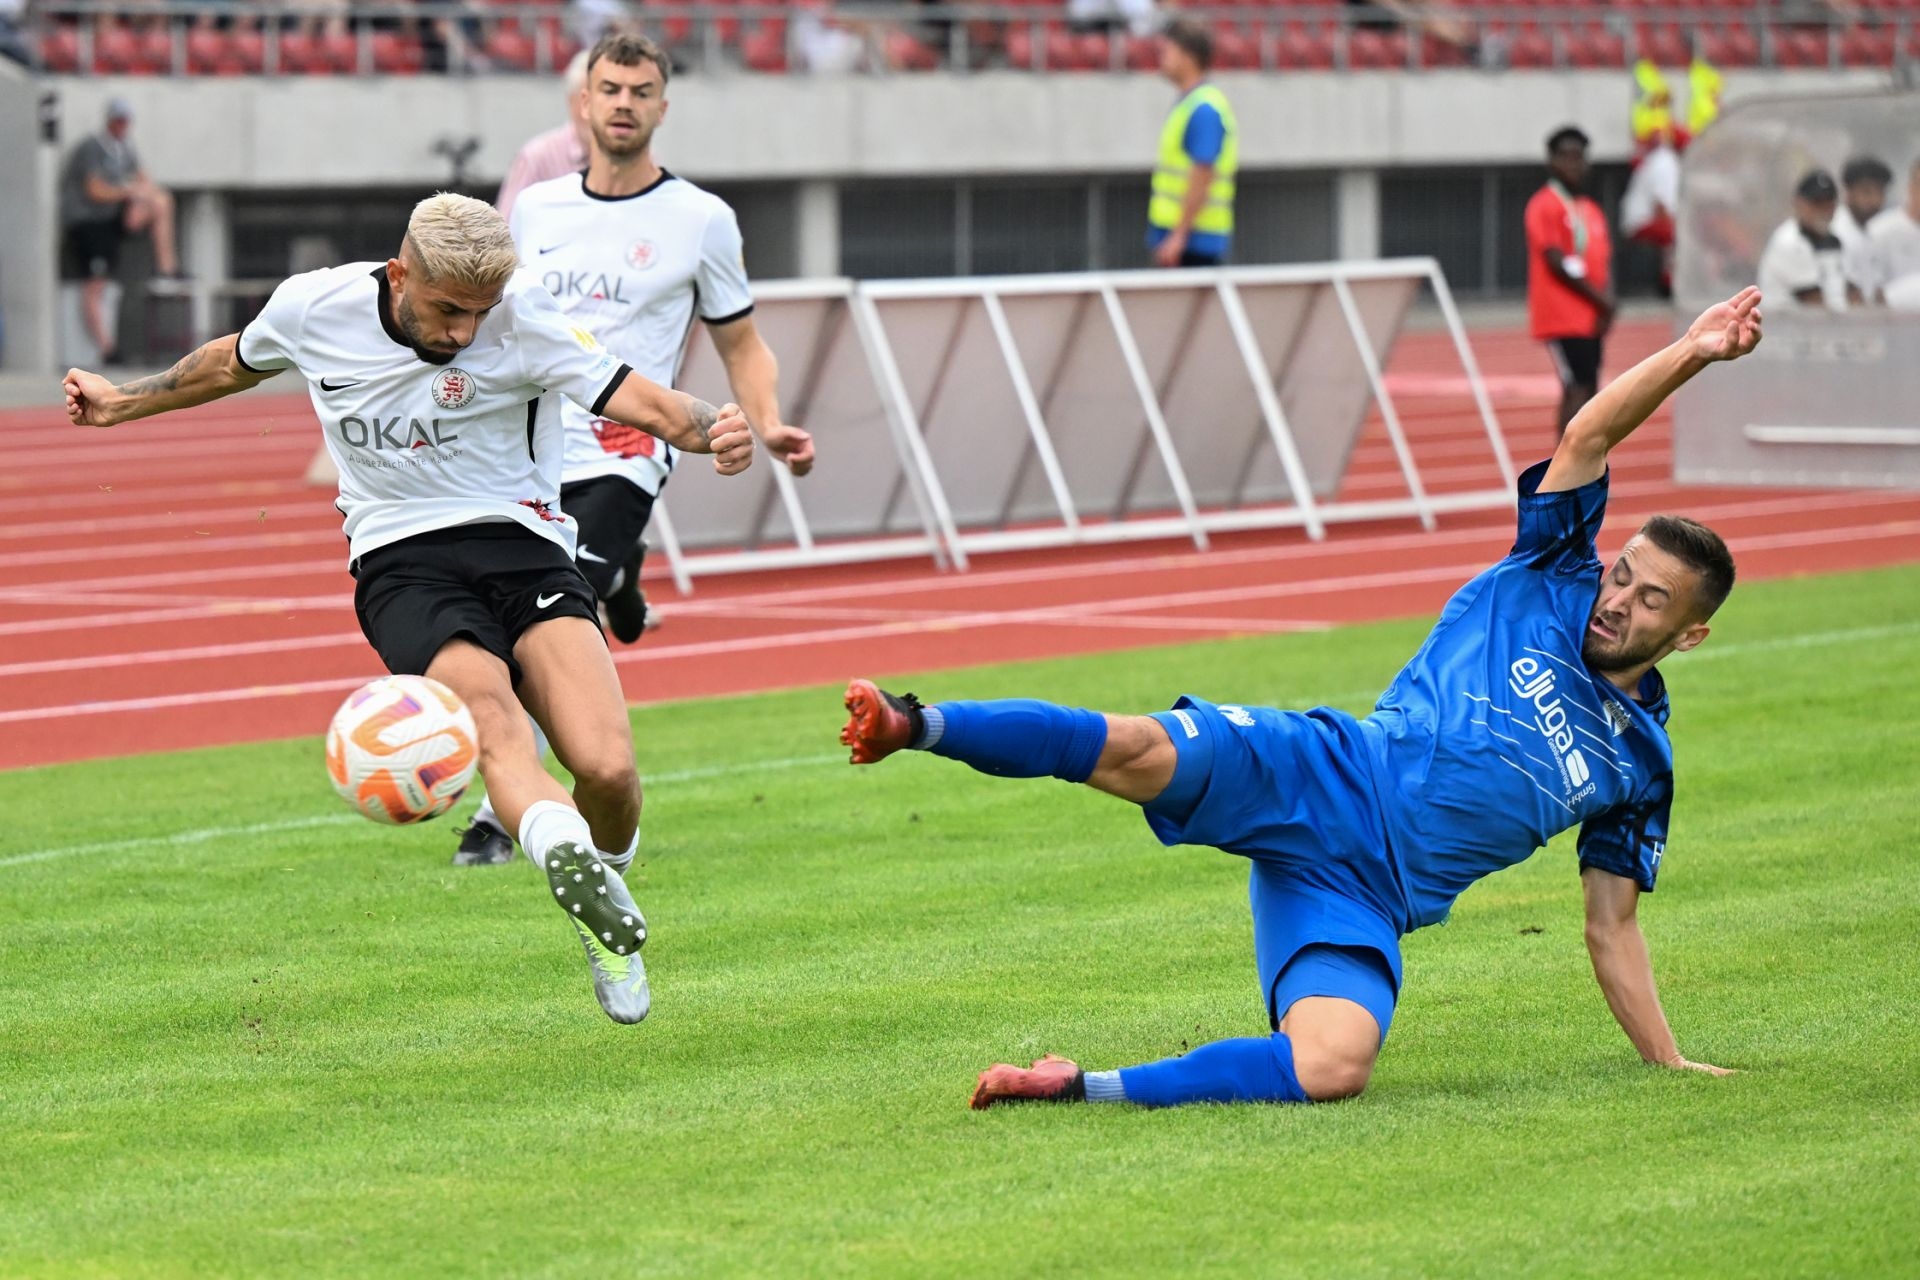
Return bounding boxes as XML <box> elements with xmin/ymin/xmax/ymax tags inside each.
<box><xmin>840</xmin><ymin>679</ymin><xmax>924</xmax><ymax>765</ymax></box>
<box><xmin>969</xmin><ymin>1054</ymin><xmax>1085</xmax><ymax>1110</ymax></box>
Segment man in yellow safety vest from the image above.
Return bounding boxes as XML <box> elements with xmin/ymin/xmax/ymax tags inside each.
<box><xmin>1148</xmin><ymin>21</ymin><xmax>1237</xmax><ymax>268</ymax></box>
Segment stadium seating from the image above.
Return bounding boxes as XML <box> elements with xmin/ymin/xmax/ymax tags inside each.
<box><xmin>26</xmin><ymin>2</ymin><xmax>1920</xmax><ymax>75</ymax></box>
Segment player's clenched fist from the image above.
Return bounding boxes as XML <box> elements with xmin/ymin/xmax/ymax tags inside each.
<box><xmin>708</xmin><ymin>402</ymin><xmax>754</xmax><ymax>476</ymax></box>
<box><xmin>64</xmin><ymin>369</ymin><xmax>122</xmax><ymax>428</ymax></box>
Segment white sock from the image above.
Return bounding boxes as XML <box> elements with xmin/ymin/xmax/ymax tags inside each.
<box><xmin>597</xmin><ymin>830</ymin><xmax>639</xmax><ymax>875</ymax></box>
<box><xmin>473</xmin><ymin>718</ymin><xmax>550</xmax><ymax>839</ymax></box>
<box><xmin>518</xmin><ymin>799</ymin><xmax>593</xmax><ymax>872</ymax></box>
<box><xmin>1083</xmin><ymin>1070</ymin><xmax>1127</xmax><ymax>1103</ymax></box>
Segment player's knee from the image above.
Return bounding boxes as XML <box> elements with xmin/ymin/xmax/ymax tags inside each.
<box><xmin>1281</xmin><ymin>999</ymin><xmax>1382</xmax><ymax>1101</ymax></box>
<box><xmin>559</xmin><ymin>737</ymin><xmax>639</xmax><ymax>799</ymax></box>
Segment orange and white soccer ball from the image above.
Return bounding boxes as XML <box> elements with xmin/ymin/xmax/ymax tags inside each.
<box><xmin>325</xmin><ymin>675</ymin><xmax>480</xmax><ymax>824</ymax></box>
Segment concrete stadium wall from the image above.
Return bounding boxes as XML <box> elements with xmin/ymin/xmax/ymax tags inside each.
<box><xmin>0</xmin><ymin>66</ymin><xmax>56</xmax><ymax>373</ymax></box>
<box><xmin>47</xmin><ymin>68</ymin><xmax>1890</xmax><ymax>189</ymax></box>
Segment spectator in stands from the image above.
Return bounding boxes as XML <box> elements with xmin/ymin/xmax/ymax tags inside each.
<box><xmin>1867</xmin><ymin>157</ymin><xmax>1920</xmax><ymax>311</ymax></box>
<box><xmin>1067</xmin><ymin>0</ymin><xmax>1156</xmax><ymax>39</ymax></box>
<box><xmin>1622</xmin><ymin>122</ymin><xmax>1681</xmax><ymax>298</ymax></box>
<box><xmin>59</xmin><ymin>98</ymin><xmax>179</xmax><ymax>365</ymax></box>
<box><xmin>1834</xmin><ymin>155</ymin><xmax>1891</xmax><ymax>304</ymax></box>
<box><xmin>1148</xmin><ymin>21</ymin><xmax>1236</xmax><ymax>269</ymax></box>
<box><xmin>496</xmin><ymin>49</ymin><xmax>592</xmax><ymax>220</ymax></box>
<box><xmin>1525</xmin><ymin>125</ymin><xmax>1613</xmax><ymax>436</ymax></box>
<box><xmin>1757</xmin><ymin>169</ymin><xmax>1856</xmax><ymax>312</ymax></box>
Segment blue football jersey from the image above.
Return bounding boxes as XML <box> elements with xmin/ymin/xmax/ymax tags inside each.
<box><xmin>1359</xmin><ymin>461</ymin><xmax>1674</xmax><ymax>930</ymax></box>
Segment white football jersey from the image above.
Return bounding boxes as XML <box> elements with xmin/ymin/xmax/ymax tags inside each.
<box><xmin>508</xmin><ymin>171</ymin><xmax>754</xmax><ymax>496</ymax></box>
<box><xmin>237</xmin><ymin>263</ymin><xmax>630</xmax><ymax>563</ymax></box>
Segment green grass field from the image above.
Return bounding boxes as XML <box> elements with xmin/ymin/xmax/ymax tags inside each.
<box><xmin>3</xmin><ymin>564</ymin><xmax>1918</xmax><ymax>1278</ymax></box>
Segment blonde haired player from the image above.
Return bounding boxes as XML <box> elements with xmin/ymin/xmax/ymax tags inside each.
<box><xmin>63</xmin><ymin>192</ymin><xmax>755</xmax><ymax>1025</ymax></box>
<box><xmin>453</xmin><ymin>29</ymin><xmax>816</xmax><ymax>866</ymax></box>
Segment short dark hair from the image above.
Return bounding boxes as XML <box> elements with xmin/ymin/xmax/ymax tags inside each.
<box><xmin>1547</xmin><ymin>125</ymin><xmax>1590</xmax><ymax>155</ymax></box>
<box><xmin>1163</xmin><ymin>19</ymin><xmax>1214</xmax><ymax>70</ymax></box>
<box><xmin>587</xmin><ymin>30</ymin><xmax>670</xmax><ymax>89</ymax></box>
<box><xmin>1640</xmin><ymin>515</ymin><xmax>1736</xmax><ymax>618</ymax></box>
<box><xmin>1842</xmin><ymin>155</ymin><xmax>1893</xmax><ymax>190</ymax></box>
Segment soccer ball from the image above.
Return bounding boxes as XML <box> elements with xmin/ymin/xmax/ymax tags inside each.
<box><xmin>326</xmin><ymin>675</ymin><xmax>480</xmax><ymax>824</ymax></box>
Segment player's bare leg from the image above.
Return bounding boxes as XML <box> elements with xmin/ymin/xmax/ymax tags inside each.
<box><xmin>427</xmin><ymin>631</ymin><xmax>648</xmax><ymax>1024</ymax></box>
<box><xmin>513</xmin><ymin>616</ymin><xmax>641</xmax><ymax>858</ymax></box>
<box><xmin>512</xmin><ymin>616</ymin><xmax>650</xmax><ymax>1023</ymax></box>
<box><xmin>425</xmin><ymin>638</ymin><xmax>572</xmax><ymax>834</ymax></box>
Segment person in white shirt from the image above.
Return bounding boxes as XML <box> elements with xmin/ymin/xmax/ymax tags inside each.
<box><xmin>451</xmin><ymin>31</ymin><xmax>816</xmax><ymax>867</ymax></box>
<box><xmin>61</xmin><ymin>193</ymin><xmax>755</xmax><ymax>1026</ymax></box>
<box><xmin>1756</xmin><ymin>170</ymin><xmax>1857</xmax><ymax>312</ymax></box>
<box><xmin>1834</xmin><ymin>155</ymin><xmax>1892</xmax><ymax>304</ymax></box>
<box><xmin>1621</xmin><ymin>125</ymin><xmax>1682</xmax><ymax>297</ymax></box>
<box><xmin>1867</xmin><ymin>157</ymin><xmax>1920</xmax><ymax>312</ymax></box>
<box><xmin>495</xmin><ymin>48</ymin><xmax>592</xmax><ymax>222</ymax></box>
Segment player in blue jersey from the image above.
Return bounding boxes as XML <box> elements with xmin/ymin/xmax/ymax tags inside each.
<box><xmin>839</xmin><ymin>288</ymin><xmax>1763</xmax><ymax>1109</ymax></box>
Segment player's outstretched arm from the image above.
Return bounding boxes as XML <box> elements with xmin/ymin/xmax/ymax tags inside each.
<box><xmin>708</xmin><ymin>315</ymin><xmax>814</xmax><ymax>477</ymax></box>
<box><xmin>1540</xmin><ymin>287</ymin><xmax>1764</xmax><ymax>492</ymax></box>
<box><xmin>65</xmin><ymin>333</ymin><xmax>280</xmax><ymax>428</ymax></box>
<box><xmin>1581</xmin><ymin>867</ymin><xmax>1734</xmax><ymax>1076</ymax></box>
<box><xmin>600</xmin><ymin>376</ymin><xmax>755</xmax><ymax>476</ymax></box>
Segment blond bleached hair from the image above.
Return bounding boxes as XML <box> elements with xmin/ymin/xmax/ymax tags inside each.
<box><xmin>403</xmin><ymin>192</ymin><xmax>519</xmax><ymax>294</ymax></box>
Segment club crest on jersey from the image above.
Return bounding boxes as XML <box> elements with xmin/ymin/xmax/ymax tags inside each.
<box><xmin>430</xmin><ymin>367</ymin><xmax>477</xmax><ymax>410</ymax></box>
<box><xmin>626</xmin><ymin>239</ymin><xmax>658</xmax><ymax>271</ymax></box>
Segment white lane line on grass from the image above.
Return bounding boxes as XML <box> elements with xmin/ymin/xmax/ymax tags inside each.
<box><xmin>0</xmin><ymin>753</ymin><xmax>849</xmax><ymax>870</ymax></box>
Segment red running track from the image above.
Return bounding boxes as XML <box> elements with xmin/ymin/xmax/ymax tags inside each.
<box><xmin>6</xmin><ymin>318</ymin><xmax>1920</xmax><ymax>770</ymax></box>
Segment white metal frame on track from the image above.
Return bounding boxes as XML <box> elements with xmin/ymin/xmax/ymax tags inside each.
<box><xmin>850</xmin><ymin>257</ymin><xmax>1513</xmax><ymax>567</ymax></box>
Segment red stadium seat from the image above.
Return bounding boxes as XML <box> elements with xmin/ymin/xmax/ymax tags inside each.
<box><xmin>1507</xmin><ymin>23</ymin><xmax>1556</xmax><ymax>67</ymax></box>
<box><xmin>1698</xmin><ymin>23</ymin><xmax>1759</xmax><ymax>66</ymax></box>
<box><xmin>1634</xmin><ymin>22</ymin><xmax>1690</xmax><ymax>65</ymax></box>
<box><xmin>1419</xmin><ymin>31</ymin><xmax>1474</xmax><ymax>66</ymax></box>
<box><xmin>884</xmin><ymin>28</ymin><xmax>939</xmax><ymax>69</ymax></box>
<box><xmin>1769</xmin><ymin>25</ymin><xmax>1830</xmax><ymax>66</ymax></box>
<box><xmin>92</xmin><ymin>24</ymin><xmax>144</xmax><ymax>72</ymax></box>
<box><xmin>1211</xmin><ymin>25</ymin><xmax>1260</xmax><ymax>69</ymax></box>
<box><xmin>1123</xmin><ymin>34</ymin><xmax>1158</xmax><ymax>69</ymax></box>
<box><xmin>1839</xmin><ymin>24</ymin><xmax>1895</xmax><ymax>65</ymax></box>
<box><xmin>231</xmin><ymin>29</ymin><xmax>265</xmax><ymax>72</ymax></box>
<box><xmin>317</xmin><ymin>31</ymin><xmax>359</xmax><ymax>72</ymax></box>
<box><xmin>1274</xmin><ymin>22</ymin><xmax>1335</xmax><ymax>70</ymax></box>
<box><xmin>485</xmin><ymin>24</ymin><xmax>537</xmax><ymax>70</ymax></box>
<box><xmin>1346</xmin><ymin>28</ymin><xmax>1407</xmax><ymax>68</ymax></box>
<box><xmin>40</xmin><ymin>26</ymin><xmax>81</xmax><ymax>72</ymax></box>
<box><xmin>741</xmin><ymin>24</ymin><xmax>787</xmax><ymax>70</ymax></box>
<box><xmin>1567</xmin><ymin>23</ymin><xmax>1626</xmax><ymax>67</ymax></box>
<box><xmin>137</xmin><ymin>26</ymin><xmax>174</xmax><ymax>72</ymax></box>
<box><xmin>371</xmin><ymin>32</ymin><xmax>424</xmax><ymax>73</ymax></box>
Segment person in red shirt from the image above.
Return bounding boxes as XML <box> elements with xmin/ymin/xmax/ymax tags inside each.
<box><xmin>1526</xmin><ymin>126</ymin><xmax>1615</xmax><ymax>435</ymax></box>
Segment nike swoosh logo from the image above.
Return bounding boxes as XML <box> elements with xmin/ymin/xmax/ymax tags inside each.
<box><xmin>538</xmin><ymin>244</ymin><xmax>568</xmax><ymax>255</ymax></box>
<box><xmin>576</xmin><ymin>547</ymin><xmax>609</xmax><ymax>564</ymax></box>
<box><xmin>319</xmin><ymin>378</ymin><xmax>361</xmax><ymax>391</ymax></box>
<box><xmin>536</xmin><ymin>593</ymin><xmax>564</xmax><ymax>608</ymax></box>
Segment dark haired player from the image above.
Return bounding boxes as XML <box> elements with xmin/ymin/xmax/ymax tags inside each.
<box><xmin>842</xmin><ymin>289</ymin><xmax>1763</xmax><ymax>1109</ymax></box>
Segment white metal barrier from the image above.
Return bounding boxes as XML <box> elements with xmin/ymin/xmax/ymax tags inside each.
<box><xmin>656</xmin><ymin>257</ymin><xmax>1512</xmax><ymax>585</ymax></box>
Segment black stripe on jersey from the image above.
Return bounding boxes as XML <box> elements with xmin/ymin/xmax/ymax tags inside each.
<box><xmin>701</xmin><ymin>303</ymin><xmax>755</xmax><ymax>327</ymax></box>
<box><xmin>581</xmin><ymin>170</ymin><xmax>675</xmax><ymax>203</ymax></box>
<box><xmin>233</xmin><ymin>321</ymin><xmax>271</xmax><ymax>374</ymax></box>
<box><xmin>524</xmin><ymin>397</ymin><xmax>539</xmax><ymax>461</ymax></box>
<box><xmin>590</xmin><ymin>364</ymin><xmax>632</xmax><ymax>418</ymax></box>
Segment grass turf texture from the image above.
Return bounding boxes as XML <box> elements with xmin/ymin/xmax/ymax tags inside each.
<box><xmin>2</xmin><ymin>564</ymin><xmax>1917</xmax><ymax>1278</ymax></box>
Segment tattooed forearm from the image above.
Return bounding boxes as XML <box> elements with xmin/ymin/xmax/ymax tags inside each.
<box><xmin>684</xmin><ymin>395</ymin><xmax>721</xmax><ymax>446</ymax></box>
<box><xmin>117</xmin><ymin>344</ymin><xmax>211</xmax><ymax>403</ymax></box>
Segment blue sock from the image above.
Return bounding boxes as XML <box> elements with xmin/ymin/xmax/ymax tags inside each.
<box><xmin>917</xmin><ymin>699</ymin><xmax>1108</xmax><ymax>785</ymax></box>
<box><xmin>1114</xmin><ymin>1033</ymin><xmax>1311</xmax><ymax>1107</ymax></box>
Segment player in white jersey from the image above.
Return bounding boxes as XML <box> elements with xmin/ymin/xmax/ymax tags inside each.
<box><xmin>61</xmin><ymin>192</ymin><xmax>755</xmax><ymax>1026</ymax></box>
<box><xmin>451</xmin><ymin>30</ymin><xmax>818</xmax><ymax>868</ymax></box>
<box><xmin>513</xmin><ymin>30</ymin><xmax>813</xmax><ymax>644</ymax></box>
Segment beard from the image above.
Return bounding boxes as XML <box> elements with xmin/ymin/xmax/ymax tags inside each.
<box><xmin>592</xmin><ymin>114</ymin><xmax>654</xmax><ymax>159</ymax></box>
<box><xmin>1580</xmin><ymin>613</ymin><xmax>1670</xmax><ymax>672</ymax></box>
<box><xmin>395</xmin><ymin>296</ymin><xmax>460</xmax><ymax>365</ymax></box>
